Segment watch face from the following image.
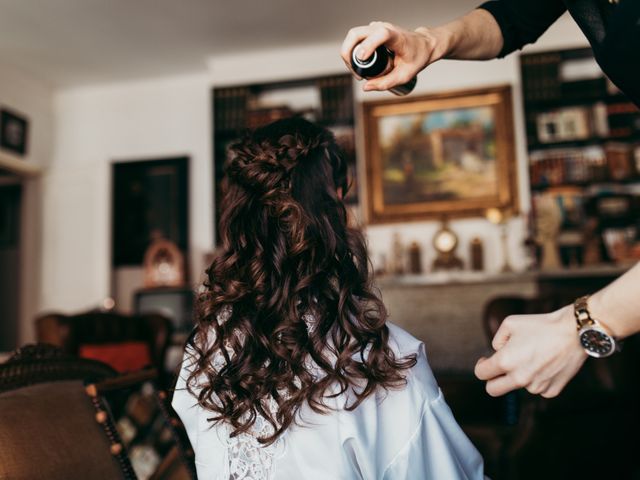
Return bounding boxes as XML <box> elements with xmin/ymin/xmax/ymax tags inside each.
<box><xmin>579</xmin><ymin>326</ymin><xmax>615</xmax><ymax>358</ymax></box>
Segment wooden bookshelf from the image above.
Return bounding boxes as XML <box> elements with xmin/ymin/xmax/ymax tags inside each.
<box><xmin>520</xmin><ymin>47</ymin><xmax>640</xmax><ymax>266</ymax></box>
<box><xmin>211</xmin><ymin>74</ymin><xmax>356</xmax><ymax>243</ymax></box>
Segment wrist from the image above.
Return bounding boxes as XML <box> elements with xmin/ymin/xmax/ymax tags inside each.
<box><xmin>587</xmin><ymin>291</ymin><xmax>626</xmax><ymax>339</ymax></box>
<box><xmin>555</xmin><ymin>304</ymin><xmax>589</xmax><ymax>355</ymax></box>
<box><xmin>414</xmin><ymin>26</ymin><xmax>451</xmax><ymax>64</ymax></box>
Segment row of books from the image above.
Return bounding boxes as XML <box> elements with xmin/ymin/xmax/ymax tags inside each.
<box><xmin>530</xmin><ymin>143</ymin><xmax>640</xmax><ymax>187</ymax></box>
<box><xmin>316</xmin><ymin>75</ymin><xmax>354</xmax><ymax>125</ymax></box>
<box><xmin>521</xmin><ymin>51</ymin><xmax>610</xmax><ymax>103</ymax></box>
<box><xmin>521</xmin><ymin>53</ymin><xmax>563</xmax><ymax>102</ymax></box>
<box><xmin>214</xmin><ymin>75</ymin><xmax>354</xmax><ymax>134</ymax></box>
<box><xmin>535</xmin><ymin>104</ymin><xmax>605</xmax><ymax>144</ymax></box>
<box><xmin>213</xmin><ymin>87</ymin><xmax>249</xmax><ymax>132</ymax></box>
<box><xmin>533</xmin><ymin>101</ymin><xmax>640</xmax><ymax>145</ymax></box>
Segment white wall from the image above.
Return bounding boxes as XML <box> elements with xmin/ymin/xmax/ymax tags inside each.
<box><xmin>39</xmin><ymin>12</ymin><xmax>590</xmax><ymax>320</ymax></box>
<box><xmin>42</xmin><ymin>73</ymin><xmax>212</xmax><ymax>312</ymax></box>
<box><xmin>0</xmin><ymin>62</ymin><xmax>54</xmax><ymax>346</ymax></box>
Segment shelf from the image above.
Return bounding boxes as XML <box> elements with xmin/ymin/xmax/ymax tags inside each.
<box><xmin>531</xmin><ymin>178</ymin><xmax>640</xmax><ymax>192</ymax></box>
<box><xmin>0</xmin><ymin>153</ymin><xmax>42</xmax><ymax>177</ymax></box>
<box><xmin>376</xmin><ymin>264</ymin><xmax>632</xmax><ymax>288</ymax></box>
<box><xmin>524</xmin><ymin>93</ymin><xmax>634</xmax><ymax>111</ymax></box>
<box><xmin>535</xmin><ymin>263</ymin><xmax>633</xmax><ymax>279</ymax></box>
<box><xmin>527</xmin><ymin>135</ymin><xmax>640</xmax><ymax>152</ymax></box>
<box><xmin>376</xmin><ymin>270</ymin><xmax>536</xmax><ymax>287</ymax></box>
<box><xmin>528</xmin><ymin>138</ymin><xmax>605</xmax><ymax>151</ymax></box>
<box><xmin>527</xmin><ymin>132</ymin><xmax>640</xmax><ymax>152</ymax></box>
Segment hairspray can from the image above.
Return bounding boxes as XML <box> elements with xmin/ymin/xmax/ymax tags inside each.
<box><xmin>351</xmin><ymin>44</ymin><xmax>417</xmax><ymax>96</ymax></box>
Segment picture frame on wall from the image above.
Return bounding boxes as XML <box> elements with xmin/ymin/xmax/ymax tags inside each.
<box><xmin>362</xmin><ymin>85</ymin><xmax>518</xmax><ymax>223</ymax></box>
<box><xmin>112</xmin><ymin>157</ymin><xmax>189</xmax><ymax>267</ymax></box>
<box><xmin>0</xmin><ymin>108</ymin><xmax>29</xmax><ymax>156</ymax></box>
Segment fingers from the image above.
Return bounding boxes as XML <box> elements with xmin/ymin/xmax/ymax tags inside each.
<box><xmin>491</xmin><ymin>317</ymin><xmax>512</xmax><ymax>351</ymax></box>
<box><xmin>340</xmin><ymin>26</ymin><xmax>374</xmax><ymax>67</ymax></box>
<box><xmin>340</xmin><ymin>23</ymin><xmax>397</xmax><ymax>69</ymax></box>
<box><xmin>474</xmin><ymin>351</ymin><xmax>506</xmax><ymax>381</ymax></box>
<box><xmin>485</xmin><ymin>374</ymin><xmax>520</xmax><ymax>397</ymax></box>
<box><xmin>363</xmin><ymin>65</ymin><xmax>416</xmax><ymax>91</ymax></box>
<box><xmin>540</xmin><ymin>384</ymin><xmax>563</xmax><ymax>399</ymax></box>
<box><xmin>356</xmin><ymin>23</ymin><xmax>394</xmax><ymax>61</ymax></box>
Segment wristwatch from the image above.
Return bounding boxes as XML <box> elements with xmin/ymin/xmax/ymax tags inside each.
<box><xmin>573</xmin><ymin>295</ymin><xmax>618</xmax><ymax>358</ymax></box>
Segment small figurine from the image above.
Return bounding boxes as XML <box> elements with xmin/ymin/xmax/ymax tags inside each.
<box><xmin>470</xmin><ymin>237</ymin><xmax>484</xmax><ymax>271</ymax></box>
<box><xmin>390</xmin><ymin>232</ymin><xmax>405</xmax><ymax>275</ymax></box>
<box><xmin>408</xmin><ymin>242</ymin><xmax>422</xmax><ymax>274</ymax></box>
<box><xmin>534</xmin><ymin>195</ymin><xmax>562</xmax><ymax>270</ymax></box>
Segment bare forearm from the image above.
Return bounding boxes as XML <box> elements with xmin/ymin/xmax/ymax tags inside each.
<box><xmin>419</xmin><ymin>9</ymin><xmax>503</xmax><ymax>61</ymax></box>
<box><xmin>590</xmin><ymin>262</ymin><xmax>640</xmax><ymax>339</ymax></box>
<box><xmin>341</xmin><ymin>9</ymin><xmax>504</xmax><ymax>92</ymax></box>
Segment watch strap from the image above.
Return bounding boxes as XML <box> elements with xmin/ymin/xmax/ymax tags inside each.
<box><xmin>574</xmin><ymin>295</ymin><xmax>595</xmax><ymax>330</ymax></box>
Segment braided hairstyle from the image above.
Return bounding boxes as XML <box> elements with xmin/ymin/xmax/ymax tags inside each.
<box><xmin>186</xmin><ymin>117</ymin><xmax>416</xmax><ymax>444</ymax></box>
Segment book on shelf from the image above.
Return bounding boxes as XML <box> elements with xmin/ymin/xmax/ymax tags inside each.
<box><xmin>604</xmin><ymin>142</ymin><xmax>634</xmax><ymax>180</ymax></box>
<box><xmin>317</xmin><ymin>75</ymin><xmax>353</xmax><ymax>125</ymax></box>
<box><xmin>536</xmin><ymin>107</ymin><xmax>591</xmax><ymax>143</ymax></box>
<box><xmin>534</xmin><ymin>103</ymin><xmax>610</xmax><ymax>145</ymax></box>
<box><xmin>214</xmin><ymin>87</ymin><xmax>249</xmax><ymax>133</ymax></box>
<box><xmin>521</xmin><ymin>53</ymin><xmax>562</xmax><ymax>102</ymax></box>
<box><xmin>606</xmin><ymin>101</ymin><xmax>640</xmax><ymax>138</ymax></box>
<box><xmin>529</xmin><ymin>145</ymin><xmax>609</xmax><ymax>187</ymax></box>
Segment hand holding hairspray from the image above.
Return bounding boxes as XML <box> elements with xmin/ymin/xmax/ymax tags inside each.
<box><xmin>350</xmin><ymin>44</ymin><xmax>417</xmax><ymax>96</ymax></box>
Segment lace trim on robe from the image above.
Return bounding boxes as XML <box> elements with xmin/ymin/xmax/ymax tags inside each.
<box><xmin>209</xmin><ymin>305</ymin><xmax>316</xmax><ymax>480</ymax></box>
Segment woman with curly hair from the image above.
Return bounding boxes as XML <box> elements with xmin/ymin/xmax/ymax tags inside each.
<box><xmin>172</xmin><ymin>117</ymin><xmax>483</xmax><ymax>479</ymax></box>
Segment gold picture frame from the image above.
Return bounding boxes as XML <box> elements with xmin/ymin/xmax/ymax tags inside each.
<box><xmin>363</xmin><ymin>85</ymin><xmax>518</xmax><ymax>223</ymax></box>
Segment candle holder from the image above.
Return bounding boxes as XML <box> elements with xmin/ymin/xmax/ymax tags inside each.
<box><xmin>486</xmin><ymin>208</ymin><xmax>513</xmax><ymax>273</ymax></box>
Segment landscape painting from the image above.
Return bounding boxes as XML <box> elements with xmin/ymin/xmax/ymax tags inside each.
<box><xmin>363</xmin><ymin>86</ymin><xmax>518</xmax><ymax>223</ymax></box>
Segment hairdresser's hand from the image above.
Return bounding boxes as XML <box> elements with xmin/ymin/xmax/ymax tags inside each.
<box><xmin>475</xmin><ymin>306</ymin><xmax>588</xmax><ymax>398</ymax></box>
<box><xmin>340</xmin><ymin>22</ymin><xmax>449</xmax><ymax>92</ymax></box>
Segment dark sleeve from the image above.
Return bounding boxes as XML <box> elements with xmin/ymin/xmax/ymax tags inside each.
<box><xmin>478</xmin><ymin>0</ymin><xmax>567</xmax><ymax>57</ymax></box>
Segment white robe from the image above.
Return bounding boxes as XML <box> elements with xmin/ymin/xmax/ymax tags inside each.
<box><xmin>172</xmin><ymin>322</ymin><xmax>485</xmax><ymax>479</ymax></box>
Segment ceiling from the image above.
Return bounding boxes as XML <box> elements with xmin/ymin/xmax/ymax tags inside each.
<box><xmin>0</xmin><ymin>0</ymin><xmax>474</xmax><ymax>87</ymax></box>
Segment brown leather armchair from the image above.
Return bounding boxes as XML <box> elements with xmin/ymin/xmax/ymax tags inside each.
<box><xmin>0</xmin><ymin>344</ymin><xmax>135</xmax><ymax>480</ymax></box>
<box><xmin>483</xmin><ymin>296</ymin><xmax>640</xmax><ymax>480</ymax></box>
<box><xmin>35</xmin><ymin>309</ymin><xmax>173</xmax><ymax>375</ymax></box>
<box><xmin>0</xmin><ymin>344</ymin><xmax>196</xmax><ymax>480</ymax></box>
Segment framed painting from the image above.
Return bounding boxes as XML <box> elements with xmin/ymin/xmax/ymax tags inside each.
<box><xmin>363</xmin><ymin>85</ymin><xmax>518</xmax><ymax>223</ymax></box>
<box><xmin>0</xmin><ymin>108</ymin><xmax>29</xmax><ymax>156</ymax></box>
<box><xmin>112</xmin><ymin>157</ymin><xmax>189</xmax><ymax>266</ymax></box>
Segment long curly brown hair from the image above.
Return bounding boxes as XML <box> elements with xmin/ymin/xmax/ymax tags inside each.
<box><xmin>186</xmin><ymin>117</ymin><xmax>416</xmax><ymax>444</ymax></box>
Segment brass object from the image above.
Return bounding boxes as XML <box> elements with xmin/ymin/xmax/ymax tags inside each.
<box><xmin>574</xmin><ymin>295</ymin><xmax>595</xmax><ymax>329</ymax></box>
<box><xmin>85</xmin><ymin>384</ymin><xmax>98</xmax><ymax>398</ymax></box>
<box><xmin>432</xmin><ymin>220</ymin><xmax>464</xmax><ymax>271</ymax></box>
<box><xmin>486</xmin><ymin>208</ymin><xmax>513</xmax><ymax>273</ymax></box>
<box><xmin>143</xmin><ymin>237</ymin><xmax>186</xmax><ymax>288</ymax></box>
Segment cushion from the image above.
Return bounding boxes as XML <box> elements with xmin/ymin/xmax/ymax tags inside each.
<box><xmin>79</xmin><ymin>341</ymin><xmax>151</xmax><ymax>373</ymax></box>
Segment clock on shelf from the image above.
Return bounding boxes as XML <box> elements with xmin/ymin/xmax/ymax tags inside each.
<box><xmin>432</xmin><ymin>220</ymin><xmax>464</xmax><ymax>271</ymax></box>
